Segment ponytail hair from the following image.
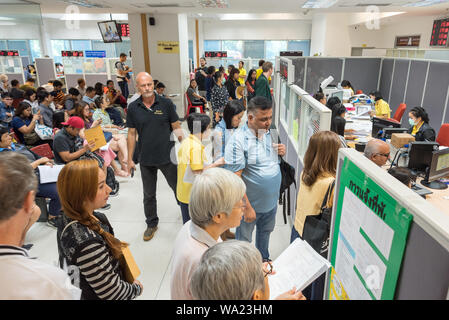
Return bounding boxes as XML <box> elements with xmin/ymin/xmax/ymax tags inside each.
<box><xmin>410</xmin><ymin>106</ymin><xmax>430</xmax><ymax>124</ymax></box>
<box><xmin>213</xmin><ymin>71</ymin><xmax>223</xmax><ymax>87</ymax></box>
<box><xmin>57</xmin><ymin>160</ymin><xmax>127</xmax><ymax>259</ymax></box>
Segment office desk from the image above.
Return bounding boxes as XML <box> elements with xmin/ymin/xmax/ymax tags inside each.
<box><xmin>415</xmin><ymin>177</ymin><xmax>449</xmax><ymax>216</ymax></box>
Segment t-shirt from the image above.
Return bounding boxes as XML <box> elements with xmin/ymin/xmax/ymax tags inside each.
<box><xmin>238</xmin><ymin>67</ymin><xmax>247</xmax><ymax>86</ymax></box>
<box><xmin>126</xmin><ymin>95</ymin><xmax>180</xmax><ymax>166</ymax></box>
<box><xmin>38</xmin><ymin>104</ymin><xmax>54</xmax><ymax>128</ymax></box>
<box><xmin>11</xmin><ymin>116</ymin><xmax>31</xmax><ymax>144</ymax></box>
<box><xmin>256</xmin><ymin>68</ymin><xmax>271</xmax><ymax>81</ymax></box>
<box><xmin>186</xmin><ymin>87</ymin><xmax>200</xmax><ymax>104</ymax></box>
<box><xmin>115</xmin><ymin>61</ymin><xmax>126</xmax><ymax>82</ymax></box>
<box><xmin>177</xmin><ymin>134</ymin><xmax>207</xmax><ymax>204</ymax></box>
<box><xmin>65</xmin><ymin>98</ymin><xmax>75</xmax><ymax>111</ymax></box>
<box><xmin>53</xmin><ymin>127</ymin><xmax>81</xmax><ymax>164</ymax></box>
<box><xmin>375</xmin><ymin>99</ymin><xmax>391</xmax><ymax>118</ymax></box>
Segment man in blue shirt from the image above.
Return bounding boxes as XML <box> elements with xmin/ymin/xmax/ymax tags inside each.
<box><xmin>0</xmin><ymin>92</ymin><xmax>14</xmax><ymax>128</ymax></box>
<box><xmin>224</xmin><ymin>96</ymin><xmax>286</xmax><ymax>261</ymax></box>
<box><xmin>82</xmin><ymin>86</ymin><xmax>96</xmax><ymax>108</ymax></box>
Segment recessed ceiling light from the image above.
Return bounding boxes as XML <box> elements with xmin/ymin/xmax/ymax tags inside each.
<box><xmin>198</xmin><ymin>0</ymin><xmax>229</xmax><ymax>8</ymax></box>
<box><xmin>302</xmin><ymin>0</ymin><xmax>339</xmax><ymax>9</ymax></box>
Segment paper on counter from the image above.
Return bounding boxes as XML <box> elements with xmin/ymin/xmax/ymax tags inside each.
<box><xmin>268</xmin><ymin>238</ymin><xmax>331</xmax><ymax>300</ymax></box>
<box><xmin>38</xmin><ymin>165</ymin><xmax>65</xmax><ymax>184</ymax></box>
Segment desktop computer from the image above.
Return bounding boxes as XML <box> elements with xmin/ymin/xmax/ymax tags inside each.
<box><xmin>381</xmin><ymin>127</ymin><xmax>409</xmax><ymax>140</ymax></box>
<box><xmin>407</xmin><ymin>141</ymin><xmax>440</xmax><ymax>172</ymax></box>
<box><xmin>421</xmin><ymin>147</ymin><xmax>449</xmax><ymax>190</ymax></box>
<box><xmin>371</xmin><ymin>117</ymin><xmax>402</xmax><ymax>138</ymax></box>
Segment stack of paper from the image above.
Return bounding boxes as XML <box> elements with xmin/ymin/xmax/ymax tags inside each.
<box><xmin>268</xmin><ymin>238</ymin><xmax>331</xmax><ymax>300</ymax></box>
<box><xmin>37</xmin><ymin>165</ymin><xmax>65</xmax><ymax>184</ymax></box>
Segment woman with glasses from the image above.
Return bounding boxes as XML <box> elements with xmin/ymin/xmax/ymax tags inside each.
<box><xmin>170</xmin><ymin>168</ymin><xmax>246</xmax><ymax>300</ymax></box>
<box><xmin>190</xmin><ymin>240</ymin><xmax>306</xmax><ymax>300</ymax></box>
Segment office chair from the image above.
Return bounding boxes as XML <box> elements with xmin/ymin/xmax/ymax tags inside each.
<box><xmin>393</xmin><ymin>103</ymin><xmax>407</xmax><ymax>123</ymax></box>
<box><xmin>436</xmin><ymin>123</ymin><xmax>449</xmax><ymax>147</ymax></box>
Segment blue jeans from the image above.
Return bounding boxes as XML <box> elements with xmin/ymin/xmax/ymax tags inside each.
<box><xmin>118</xmin><ymin>81</ymin><xmax>129</xmax><ymax>100</ymax></box>
<box><xmin>179</xmin><ymin>202</ymin><xmax>191</xmax><ymax>225</ymax></box>
<box><xmin>236</xmin><ymin>206</ymin><xmax>277</xmax><ymax>260</ymax></box>
<box><xmin>36</xmin><ymin>182</ymin><xmax>61</xmax><ymax>216</ymax></box>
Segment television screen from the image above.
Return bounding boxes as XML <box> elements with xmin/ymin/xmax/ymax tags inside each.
<box><xmin>98</xmin><ymin>20</ymin><xmax>122</xmax><ymax>43</ymax></box>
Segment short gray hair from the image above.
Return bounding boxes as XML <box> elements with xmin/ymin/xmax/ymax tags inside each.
<box><xmin>0</xmin><ymin>152</ymin><xmax>38</xmax><ymax>222</ymax></box>
<box><xmin>0</xmin><ymin>74</ymin><xmax>8</xmax><ymax>82</ymax></box>
<box><xmin>364</xmin><ymin>139</ymin><xmax>386</xmax><ymax>159</ymax></box>
<box><xmin>190</xmin><ymin>240</ymin><xmax>265</xmax><ymax>300</ymax></box>
<box><xmin>189</xmin><ymin>168</ymin><xmax>246</xmax><ymax>228</ymax></box>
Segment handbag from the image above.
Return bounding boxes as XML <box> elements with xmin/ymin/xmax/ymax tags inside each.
<box><xmin>35</xmin><ymin>122</ymin><xmax>53</xmax><ymax>140</ymax></box>
<box><xmin>23</xmin><ymin>131</ymin><xmax>40</xmax><ymax>145</ymax></box>
<box><xmin>302</xmin><ymin>179</ymin><xmax>335</xmax><ymax>258</ymax></box>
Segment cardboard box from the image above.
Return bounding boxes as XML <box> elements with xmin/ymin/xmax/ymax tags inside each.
<box><xmin>391</xmin><ymin>133</ymin><xmax>415</xmax><ymax>149</ymax></box>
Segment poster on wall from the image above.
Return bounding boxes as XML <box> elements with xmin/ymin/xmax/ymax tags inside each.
<box><xmin>327</xmin><ymin>158</ymin><xmax>412</xmax><ymax>300</ymax></box>
<box><xmin>395</xmin><ymin>35</ymin><xmax>420</xmax><ymax>48</ymax></box>
<box><xmin>157</xmin><ymin>41</ymin><xmax>180</xmax><ymax>54</ymax></box>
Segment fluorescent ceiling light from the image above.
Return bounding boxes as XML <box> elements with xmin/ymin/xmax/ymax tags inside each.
<box><xmin>302</xmin><ymin>0</ymin><xmax>339</xmax><ymax>8</ymax></box>
<box><xmin>219</xmin><ymin>13</ymin><xmax>306</xmax><ymax>20</ymax></box>
<box><xmin>0</xmin><ymin>22</ymin><xmax>17</xmax><ymax>25</ymax></box>
<box><xmin>43</xmin><ymin>13</ymin><xmax>128</xmax><ymax>20</ymax></box>
<box><xmin>0</xmin><ymin>17</ymin><xmax>15</xmax><ymax>21</ymax></box>
<box><xmin>403</xmin><ymin>0</ymin><xmax>449</xmax><ymax>6</ymax></box>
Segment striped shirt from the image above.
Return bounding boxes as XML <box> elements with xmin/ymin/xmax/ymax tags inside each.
<box><xmin>57</xmin><ymin>212</ymin><xmax>142</xmax><ymax>300</ymax></box>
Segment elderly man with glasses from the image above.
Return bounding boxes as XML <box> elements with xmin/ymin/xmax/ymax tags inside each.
<box><xmin>364</xmin><ymin>139</ymin><xmax>391</xmax><ymax>167</ymax></box>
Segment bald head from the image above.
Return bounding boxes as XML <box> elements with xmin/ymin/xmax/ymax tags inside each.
<box><xmin>364</xmin><ymin>139</ymin><xmax>390</xmax><ymax>167</ymax></box>
<box><xmin>136</xmin><ymin>72</ymin><xmax>154</xmax><ymax>99</ymax></box>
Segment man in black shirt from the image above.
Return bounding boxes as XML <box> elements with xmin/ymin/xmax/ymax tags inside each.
<box><xmin>127</xmin><ymin>72</ymin><xmax>184</xmax><ymax>241</ymax></box>
<box><xmin>194</xmin><ymin>57</ymin><xmax>208</xmax><ymax>98</ymax></box>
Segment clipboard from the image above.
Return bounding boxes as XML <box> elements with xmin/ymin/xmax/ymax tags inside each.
<box><xmin>84</xmin><ymin>126</ymin><xmax>107</xmax><ymax>152</ymax></box>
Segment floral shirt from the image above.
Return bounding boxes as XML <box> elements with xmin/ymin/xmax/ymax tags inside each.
<box><xmin>210</xmin><ymin>84</ymin><xmax>229</xmax><ymax>113</ymax></box>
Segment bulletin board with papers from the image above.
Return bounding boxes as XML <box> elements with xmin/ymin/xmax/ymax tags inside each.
<box><xmin>327</xmin><ymin>157</ymin><xmax>412</xmax><ymax>300</ymax></box>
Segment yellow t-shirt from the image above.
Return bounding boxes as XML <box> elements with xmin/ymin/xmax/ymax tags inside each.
<box><xmin>177</xmin><ymin>134</ymin><xmax>207</xmax><ymax>204</ymax></box>
<box><xmin>375</xmin><ymin>99</ymin><xmax>391</xmax><ymax>118</ymax></box>
<box><xmin>256</xmin><ymin>68</ymin><xmax>272</xmax><ymax>82</ymax></box>
<box><xmin>294</xmin><ymin>173</ymin><xmax>335</xmax><ymax>237</ymax></box>
<box><xmin>238</xmin><ymin>67</ymin><xmax>247</xmax><ymax>86</ymax></box>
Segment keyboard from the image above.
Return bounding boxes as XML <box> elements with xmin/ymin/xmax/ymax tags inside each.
<box><xmin>411</xmin><ymin>184</ymin><xmax>433</xmax><ymax>197</ymax></box>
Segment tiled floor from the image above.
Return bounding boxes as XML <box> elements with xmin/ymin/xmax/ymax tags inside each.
<box><xmin>25</xmin><ymin>119</ymin><xmax>294</xmax><ymax>300</ymax></box>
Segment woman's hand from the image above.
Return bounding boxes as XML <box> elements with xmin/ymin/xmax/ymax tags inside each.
<box><xmin>275</xmin><ymin>287</ymin><xmax>307</xmax><ymax>300</ymax></box>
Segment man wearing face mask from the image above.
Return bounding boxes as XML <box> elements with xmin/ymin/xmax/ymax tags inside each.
<box><xmin>0</xmin><ymin>152</ymin><xmax>81</xmax><ymax>299</ymax></box>
<box><xmin>127</xmin><ymin>72</ymin><xmax>184</xmax><ymax>242</ymax></box>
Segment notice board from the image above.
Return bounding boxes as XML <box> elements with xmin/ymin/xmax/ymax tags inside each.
<box><xmin>327</xmin><ymin>158</ymin><xmax>412</xmax><ymax>300</ymax></box>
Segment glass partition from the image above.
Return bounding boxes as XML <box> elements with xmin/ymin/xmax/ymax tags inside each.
<box><xmin>62</xmin><ymin>57</ymin><xmax>84</xmax><ymax>74</ymax></box>
<box><xmin>0</xmin><ymin>56</ymin><xmax>22</xmax><ymax>74</ymax></box>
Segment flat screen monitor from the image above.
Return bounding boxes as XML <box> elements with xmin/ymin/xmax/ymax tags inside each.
<box><xmin>407</xmin><ymin>141</ymin><xmax>440</xmax><ymax>172</ymax></box>
<box><xmin>421</xmin><ymin>147</ymin><xmax>449</xmax><ymax>189</ymax></box>
<box><xmin>330</xmin><ymin>90</ymin><xmax>343</xmax><ymax>102</ymax></box>
<box><xmin>381</xmin><ymin>127</ymin><xmax>408</xmax><ymax>140</ymax></box>
<box><xmin>98</xmin><ymin>20</ymin><xmax>122</xmax><ymax>43</ymax></box>
<box><xmin>371</xmin><ymin>117</ymin><xmax>401</xmax><ymax>138</ymax></box>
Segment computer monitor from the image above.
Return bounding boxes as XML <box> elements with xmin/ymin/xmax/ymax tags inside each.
<box><xmin>381</xmin><ymin>127</ymin><xmax>408</xmax><ymax>140</ymax></box>
<box><xmin>421</xmin><ymin>147</ymin><xmax>449</xmax><ymax>190</ymax></box>
<box><xmin>407</xmin><ymin>141</ymin><xmax>440</xmax><ymax>172</ymax></box>
<box><xmin>371</xmin><ymin>117</ymin><xmax>402</xmax><ymax>138</ymax></box>
<box><xmin>330</xmin><ymin>90</ymin><xmax>343</xmax><ymax>102</ymax></box>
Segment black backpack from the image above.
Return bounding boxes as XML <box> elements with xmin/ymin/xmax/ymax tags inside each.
<box><xmin>106</xmin><ymin>166</ymin><xmax>119</xmax><ymax>194</ymax></box>
<box><xmin>278</xmin><ymin>157</ymin><xmax>296</xmax><ymax>224</ymax></box>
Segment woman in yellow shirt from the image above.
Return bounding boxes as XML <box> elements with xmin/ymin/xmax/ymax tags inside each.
<box><xmin>369</xmin><ymin>91</ymin><xmax>391</xmax><ymax>118</ymax></box>
<box><xmin>291</xmin><ymin>130</ymin><xmax>341</xmax><ymax>300</ymax></box>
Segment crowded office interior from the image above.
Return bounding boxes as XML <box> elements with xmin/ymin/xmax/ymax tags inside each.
<box><xmin>1</xmin><ymin>0</ymin><xmax>449</xmax><ymax>302</ymax></box>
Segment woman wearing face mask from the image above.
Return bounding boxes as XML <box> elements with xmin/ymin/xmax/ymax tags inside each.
<box><xmin>407</xmin><ymin>106</ymin><xmax>435</xmax><ymax>142</ymax></box>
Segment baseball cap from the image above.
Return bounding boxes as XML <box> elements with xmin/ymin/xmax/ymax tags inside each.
<box><xmin>61</xmin><ymin>116</ymin><xmax>85</xmax><ymax>129</ymax></box>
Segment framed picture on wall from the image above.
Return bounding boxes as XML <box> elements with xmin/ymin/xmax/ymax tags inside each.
<box><xmin>395</xmin><ymin>35</ymin><xmax>421</xmax><ymax>48</ymax></box>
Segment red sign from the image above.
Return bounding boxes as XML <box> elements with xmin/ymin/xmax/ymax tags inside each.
<box><xmin>117</xmin><ymin>23</ymin><xmax>130</xmax><ymax>37</ymax></box>
<box><xmin>0</xmin><ymin>50</ymin><xmax>19</xmax><ymax>56</ymax></box>
<box><xmin>430</xmin><ymin>19</ymin><xmax>449</xmax><ymax>47</ymax></box>
<box><xmin>61</xmin><ymin>50</ymin><xmax>84</xmax><ymax>57</ymax></box>
<box><xmin>204</xmin><ymin>51</ymin><xmax>228</xmax><ymax>58</ymax></box>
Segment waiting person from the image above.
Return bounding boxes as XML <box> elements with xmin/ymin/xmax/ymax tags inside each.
<box><xmin>9</xmin><ymin>79</ymin><xmax>24</xmax><ymax>99</ymax></box>
<box><xmin>364</xmin><ymin>139</ymin><xmax>390</xmax><ymax>167</ymax></box>
<box><xmin>225</xmin><ymin>96</ymin><xmax>285</xmax><ymax>262</ymax></box>
<box><xmin>190</xmin><ymin>240</ymin><xmax>306</xmax><ymax>300</ymax></box>
<box><xmin>388</xmin><ymin>167</ymin><xmax>415</xmax><ymax>188</ymax></box>
<box><xmin>219</xmin><ymin>66</ymin><xmax>227</xmax><ymax>81</ymax></box>
<box><xmin>177</xmin><ymin>113</ymin><xmax>224</xmax><ymax>224</ymax></box>
<box><xmin>52</xmin><ymin>80</ymin><xmax>65</xmax><ymax>106</ymax></box>
<box><xmin>92</xmin><ymin>96</ymin><xmax>125</xmax><ymax>132</ymax></box>
<box><xmin>155</xmin><ymin>82</ymin><xmax>166</xmax><ymax>97</ymax></box>
<box><xmin>313</xmin><ymin>92</ymin><xmax>327</xmax><ymax>106</ymax></box>
<box><xmin>36</xmin><ymin>90</ymin><xmax>55</xmax><ymax>128</ymax></box>
<box><xmin>82</xmin><ymin>86</ymin><xmax>96</xmax><ymax>108</ymax></box>
<box><xmin>210</xmin><ymin>71</ymin><xmax>230</xmax><ymax>127</ymax></box>
<box><xmin>330</xmin><ymin>103</ymin><xmax>356</xmax><ymax>141</ymax></box>
<box><xmin>0</xmin><ymin>126</ymin><xmax>61</xmax><ymax>227</ymax></box>
<box><xmin>227</xmin><ymin>65</ymin><xmax>235</xmax><ymax>79</ymax></box>
<box><xmin>52</xmin><ymin>116</ymin><xmax>95</xmax><ymax>165</ymax></box>
<box><xmin>186</xmin><ymin>79</ymin><xmax>207</xmax><ymax>109</ymax></box>
<box><xmin>256</xmin><ymin>59</ymin><xmax>272</xmax><ymax>84</ymax></box>
<box><xmin>106</xmin><ymin>80</ymin><xmax>126</xmax><ymax>111</ymax></box>
<box><xmin>255</xmin><ymin>61</ymin><xmax>273</xmax><ymax>102</ymax></box>
<box><xmin>225</xmin><ymin>67</ymin><xmax>240</xmax><ymax>100</ymax></box>
<box><xmin>237</xmin><ymin>61</ymin><xmax>247</xmax><ymax>86</ymax></box>
<box><xmin>0</xmin><ymin>152</ymin><xmax>80</xmax><ymax>300</ymax></box>
<box><xmin>23</xmin><ymin>89</ymin><xmax>38</xmax><ymax>112</ymax></box>
<box><xmin>64</xmin><ymin>88</ymin><xmax>81</xmax><ymax>114</ymax></box>
<box><xmin>94</xmin><ymin>82</ymin><xmax>104</xmax><ymax>100</ymax></box>
<box><xmin>291</xmin><ymin>130</ymin><xmax>340</xmax><ymax>300</ymax></box>
<box><xmin>115</xmin><ymin>53</ymin><xmax>132</xmax><ymax>100</ymax></box>
<box><xmin>245</xmin><ymin>69</ymin><xmax>257</xmax><ymax>102</ymax></box>
<box><xmin>0</xmin><ymin>74</ymin><xmax>9</xmax><ymax>93</ymax></box>
<box><xmin>326</xmin><ymin>96</ymin><xmax>341</xmax><ymax>112</ymax></box>
<box><xmin>56</xmin><ymin>159</ymin><xmax>143</xmax><ymax>300</ymax></box>
<box><xmin>205</xmin><ymin>65</ymin><xmax>216</xmax><ymax>102</ymax></box>
<box><xmin>407</xmin><ymin>106</ymin><xmax>436</xmax><ymax>142</ymax></box>
<box><xmin>11</xmin><ymin>102</ymin><xmax>44</xmax><ymax>146</ymax></box>
<box><xmin>20</xmin><ymin>77</ymin><xmax>36</xmax><ymax>93</ymax></box>
<box><xmin>75</xmin><ymin>78</ymin><xmax>86</xmax><ymax>97</ymax></box>
<box><xmin>127</xmin><ymin>72</ymin><xmax>184</xmax><ymax>242</ymax></box>
<box><xmin>341</xmin><ymin>80</ymin><xmax>355</xmax><ymax>96</ymax></box>
<box><xmin>195</xmin><ymin>57</ymin><xmax>208</xmax><ymax>98</ymax></box>
<box><xmin>0</xmin><ymin>92</ymin><xmax>14</xmax><ymax>127</ymax></box>
<box><xmin>170</xmin><ymin>168</ymin><xmax>246</xmax><ymax>300</ymax></box>
<box><xmin>369</xmin><ymin>91</ymin><xmax>391</xmax><ymax>119</ymax></box>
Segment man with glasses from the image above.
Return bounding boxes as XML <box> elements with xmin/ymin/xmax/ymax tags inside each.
<box><xmin>364</xmin><ymin>139</ymin><xmax>390</xmax><ymax>167</ymax></box>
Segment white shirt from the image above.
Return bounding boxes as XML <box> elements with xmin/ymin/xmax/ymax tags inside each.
<box><xmin>0</xmin><ymin>245</ymin><xmax>81</xmax><ymax>300</ymax></box>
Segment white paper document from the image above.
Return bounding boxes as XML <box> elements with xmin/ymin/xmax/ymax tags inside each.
<box><xmin>38</xmin><ymin>165</ymin><xmax>65</xmax><ymax>184</ymax></box>
<box><xmin>268</xmin><ymin>238</ymin><xmax>331</xmax><ymax>300</ymax></box>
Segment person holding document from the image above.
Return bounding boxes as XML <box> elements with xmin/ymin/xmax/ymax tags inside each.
<box><xmin>0</xmin><ymin>126</ymin><xmax>62</xmax><ymax>228</ymax></box>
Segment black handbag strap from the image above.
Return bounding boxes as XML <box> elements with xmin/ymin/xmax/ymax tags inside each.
<box><xmin>320</xmin><ymin>179</ymin><xmax>335</xmax><ymax>210</ymax></box>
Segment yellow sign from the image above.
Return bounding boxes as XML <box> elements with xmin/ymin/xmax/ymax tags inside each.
<box><xmin>328</xmin><ymin>267</ymin><xmax>350</xmax><ymax>300</ymax></box>
<box><xmin>157</xmin><ymin>41</ymin><xmax>180</xmax><ymax>54</ymax></box>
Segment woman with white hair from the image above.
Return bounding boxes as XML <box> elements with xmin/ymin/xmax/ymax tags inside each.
<box><xmin>190</xmin><ymin>240</ymin><xmax>306</xmax><ymax>300</ymax></box>
<box><xmin>170</xmin><ymin>167</ymin><xmax>246</xmax><ymax>300</ymax></box>
<box><xmin>0</xmin><ymin>74</ymin><xmax>8</xmax><ymax>93</ymax></box>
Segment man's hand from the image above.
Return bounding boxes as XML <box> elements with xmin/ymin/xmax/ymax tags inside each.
<box><xmin>275</xmin><ymin>287</ymin><xmax>307</xmax><ymax>300</ymax></box>
<box><xmin>84</xmin><ymin>140</ymin><xmax>96</xmax><ymax>152</ymax></box>
<box><xmin>244</xmin><ymin>206</ymin><xmax>256</xmax><ymax>223</ymax></box>
<box><xmin>273</xmin><ymin>143</ymin><xmax>286</xmax><ymax>157</ymax></box>
<box><xmin>127</xmin><ymin>159</ymin><xmax>136</xmax><ymax>175</ymax></box>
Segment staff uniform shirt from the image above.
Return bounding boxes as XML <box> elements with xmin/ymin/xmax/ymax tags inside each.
<box><xmin>38</xmin><ymin>104</ymin><xmax>54</xmax><ymax>128</ymax></box>
<box><xmin>177</xmin><ymin>134</ymin><xmax>207</xmax><ymax>204</ymax></box>
<box><xmin>375</xmin><ymin>99</ymin><xmax>391</xmax><ymax>118</ymax></box>
<box><xmin>170</xmin><ymin>221</ymin><xmax>221</xmax><ymax>300</ymax></box>
<box><xmin>256</xmin><ymin>68</ymin><xmax>271</xmax><ymax>82</ymax></box>
<box><xmin>126</xmin><ymin>95</ymin><xmax>179</xmax><ymax>166</ymax></box>
<box><xmin>0</xmin><ymin>245</ymin><xmax>81</xmax><ymax>300</ymax></box>
<box><xmin>238</xmin><ymin>67</ymin><xmax>247</xmax><ymax>86</ymax></box>
<box><xmin>53</xmin><ymin>127</ymin><xmax>82</xmax><ymax>164</ymax></box>
<box><xmin>224</xmin><ymin>122</ymin><xmax>281</xmax><ymax>213</ymax></box>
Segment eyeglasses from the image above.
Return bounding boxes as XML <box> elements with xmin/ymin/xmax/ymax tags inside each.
<box><xmin>263</xmin><ymin>262</ymin><xmax>273</xmax><ymax>278</ymax></box>
<box><xmin>233</xmin><ymin>198</ymin><xmax>247</xmax><ymax>210</ymax></box>
<box><xmin>376</xmin><ymin>152</ymin><xmax>390</xmax><ymax>158</ymax></box>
